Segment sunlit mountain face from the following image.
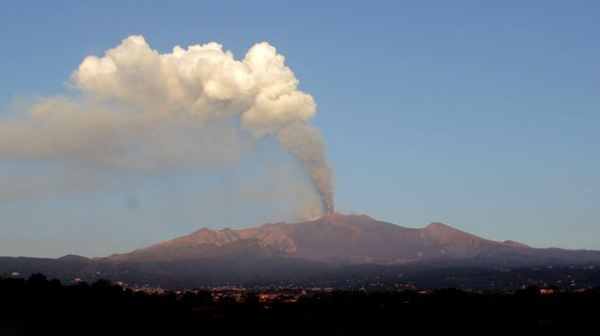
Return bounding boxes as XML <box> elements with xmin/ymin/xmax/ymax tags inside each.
<box><xmin>109</xmin><ymin>213</ymin><xmax>534</xmax><ymax>264</ymax></box>
<box><xmin>3</xmin><ymin>212</ymin><xmax>600</xmax><ymax>290</ymax></box>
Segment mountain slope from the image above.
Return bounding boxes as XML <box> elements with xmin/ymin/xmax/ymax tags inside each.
<box><xmin>109</xmin><ymin>213</ymin><xmax>542</xmax><ymax>264</ymax></box>
<box><xmin>3</xmin><ymin>213</ymin><xmax>600</xmax><ymax>289</ymax></box>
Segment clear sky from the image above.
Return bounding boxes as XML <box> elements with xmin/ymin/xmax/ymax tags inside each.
<box><xmin>0</xmin><ymin>0</ymin><xmax>599</xmax><ymax>257</ymax></box>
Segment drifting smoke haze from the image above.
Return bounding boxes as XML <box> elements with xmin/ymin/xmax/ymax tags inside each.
<box><xmin>0</xmin><ymin>35</ymin><xmax>334</xmax><ymax>216</ymax></box>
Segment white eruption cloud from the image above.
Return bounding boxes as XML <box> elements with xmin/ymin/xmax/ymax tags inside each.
<box><xmin>0</xmin><ymin>35</ymin><xmax>334</xmax><ymax>214</ymax></box>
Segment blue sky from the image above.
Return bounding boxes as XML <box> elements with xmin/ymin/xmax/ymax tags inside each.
<box><xmin>0</xmin><ymin>0</ymin><xmax>599</xmax><ymax>257</ymax></box>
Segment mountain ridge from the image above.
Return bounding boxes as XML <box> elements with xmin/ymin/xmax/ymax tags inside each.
<box><xmin>108</xmin><ymin>213</ymin><xmax>533</xmax><ymax>264</ymax></box>
<box><xmin>2</xmin><ymin>212</ymin><xmax>600</xmax><ymax>290</ymax></box>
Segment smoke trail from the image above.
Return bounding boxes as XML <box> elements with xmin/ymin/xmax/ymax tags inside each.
<box><xmin>0</xmin><ymin>35</ymin><xmax>334</xmax><ymax>214</ymax></box>
<box><xmin>276</xmin><ymin>123</ymin><xmax>334</xmax><ymax>213</ymax></box>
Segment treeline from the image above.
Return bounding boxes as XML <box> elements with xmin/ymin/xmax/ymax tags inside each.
<box><xmin>0</xmin><ymin>274</ymin><xmax>598</xmax><ymax>335</ymax></box>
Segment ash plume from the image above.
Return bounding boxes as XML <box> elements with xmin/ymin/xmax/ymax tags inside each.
<box><xmin>0</xmin><ymin>35</ymin><xmax>334</xmax><ymax>215</ymax></box>
<box><xmin>277</xmin><ymin>123</ymin><xmax>334</xmax><ymax>213</ymax></box>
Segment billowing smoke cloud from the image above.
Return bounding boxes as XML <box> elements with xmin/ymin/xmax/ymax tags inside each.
<box><xmin>0</xmin><ymin>35</ymin><xmax>334</xmax><ymax>214</ymax></box>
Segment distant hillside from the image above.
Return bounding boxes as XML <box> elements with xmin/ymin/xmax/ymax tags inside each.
<box><xmin>2</xmin><ymin>213</ymin><xmax>600</xmax><ymax>289</ymax></box>
<box><xmin>109</xmin><ymin>213</ymin><xmax>598</xmax><ymax>266</ymax></box>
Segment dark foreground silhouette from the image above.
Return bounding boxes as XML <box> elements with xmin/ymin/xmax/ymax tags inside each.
<box><xmin>1</xmin><ymin>274</ymin><xmax>598</xmax><ymax>335</ymax></box>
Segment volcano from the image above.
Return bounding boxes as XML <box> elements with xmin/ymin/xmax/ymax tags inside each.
<box><xmin>2</xmin><ymin>213</ymin><xmax>600</xmax><ymax>289</ymax></box>
<box><xmin>108</xmin><ymin>213</ymin><xmax>597</xmax><ymax>265</ymax></box>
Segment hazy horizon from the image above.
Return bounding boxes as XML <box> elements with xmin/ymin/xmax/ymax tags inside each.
<box><xmin>1</xmin><ymin>0</ymin><xmax>599</xmax><ymax>257</ymax></box>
